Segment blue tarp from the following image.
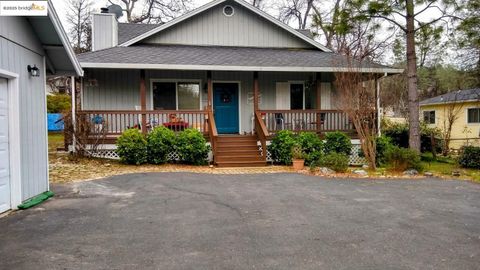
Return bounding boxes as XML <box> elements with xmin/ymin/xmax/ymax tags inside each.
<box><xmin>47</xmin><ymin>113</ymin><xmax>64</xmax><ymax>131</ymax></box>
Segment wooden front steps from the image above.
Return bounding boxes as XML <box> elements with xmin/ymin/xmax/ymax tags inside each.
<box><xmin>215</xmin><ymin>135</ymin><xmax>267</xmax><ymax>167</ymax></box>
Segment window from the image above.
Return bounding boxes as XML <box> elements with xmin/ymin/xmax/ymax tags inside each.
<box><xmin>153</xmin><ymin>82</ymin><xmax>176</xmax><ymax>110</ymax></box>
<box><xmin>177</xmin><ymin>83</ymin><xmax>200</xmax><ymax>110</ymax></box>
<box><xmin>467</xmin><ymin>108</ymin><xmax>480</xmax><ymax>124</ymax></box>
<box><xmin>223</xmin><ymin>5</ymin><xmax>234</xmax><ymax>16</ymax></box>
<box><xmin>423</xmin><ymin>110</ymin><xmax>436</xmax><ymax>124</ymax></box>
<box><xmin>152</xmin><ymin>81</ymin><xmax>200</xmax><ymax>110</ymax></box>
<box><xmin>290</xmin><ymin>83</ymin><xmax>304</xmax><ymax>110</ymax></box>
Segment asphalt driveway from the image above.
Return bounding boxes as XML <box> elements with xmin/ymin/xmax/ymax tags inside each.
<box><xmin>1</xmin><ymin>173</ymin><xmax>479</xmax><ymax>270</ymax></box>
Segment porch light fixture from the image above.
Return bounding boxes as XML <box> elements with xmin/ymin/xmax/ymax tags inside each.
<box><xmin>27</xmin><ymin>65</ymin><xmax>40</xmax><ymax>77</ymax></box>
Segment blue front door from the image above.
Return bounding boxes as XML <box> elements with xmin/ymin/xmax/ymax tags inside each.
<box><xmin>213</xmin><ymin>83</ymin><xmax>239</xmax><ymax>134</ymax></box>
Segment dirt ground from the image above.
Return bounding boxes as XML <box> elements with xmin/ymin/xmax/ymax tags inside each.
<box><xmin>48</xmin><ymin>133</ymin><xmax>480</xmax><ymax>184</ymax></box>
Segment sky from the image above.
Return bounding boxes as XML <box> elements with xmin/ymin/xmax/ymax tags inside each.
<box><xmin>51</xmin><ymin>0</ymin><xmax>212</xmax><ymax>30</ymax></box>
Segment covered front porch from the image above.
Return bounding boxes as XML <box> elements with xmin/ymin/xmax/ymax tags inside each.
<box><xmin>76</xmin><ymin>69</ymin><xmax>357</xmax><ymax>140</ymax></box>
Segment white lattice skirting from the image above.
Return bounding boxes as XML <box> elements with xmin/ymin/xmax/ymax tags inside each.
<box><xmin>78</xmin><ymin>140</ymin><xmax>366</xmax><ymax>166</ymax></box>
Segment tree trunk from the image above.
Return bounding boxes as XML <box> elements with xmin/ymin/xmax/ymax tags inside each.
<box><xmin>405</xmin><ymin>0</ymin><xmax>421</xmax><ymax>152</ymax></box>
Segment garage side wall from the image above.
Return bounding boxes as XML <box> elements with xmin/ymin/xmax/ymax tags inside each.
<box><xmin>0</xmin><ymin>17</ymin><xmax>49</xmax><ymax>201</ymax></box>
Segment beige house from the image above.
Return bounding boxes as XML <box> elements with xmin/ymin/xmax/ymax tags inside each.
<box><xmin>420</xmin><ymin>88</ymin><xmax>480</xmax><ymax>150</ymax></box>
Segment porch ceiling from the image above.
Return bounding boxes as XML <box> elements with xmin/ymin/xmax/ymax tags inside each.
<box><xmin>78</xmin><ymin>45</ymin><xmax>403</xmax><ymax>74</ymax></box>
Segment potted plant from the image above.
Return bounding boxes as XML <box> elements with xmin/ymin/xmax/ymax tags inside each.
<box><xmin>292</xmin><ymin>144</ymin><xmax>305</xmax><ymax>170</ymax></box>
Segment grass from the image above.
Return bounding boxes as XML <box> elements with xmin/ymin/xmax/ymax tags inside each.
<box><xmin>421</xmin><ymin>160</ymin><xmax>480</xmax><ymax>183</ymax></box>
<box><xmin>48</xmin><ymin>132</ymin><xmax>64</xmax><ymax>152</ymax></box>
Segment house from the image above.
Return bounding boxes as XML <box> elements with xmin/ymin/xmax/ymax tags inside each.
<box><xmin>75</xmin><ymin>0</ymin><xmax>402</xmax><ymax>167</ymax></box>
<box><xmin>420</xmin><ymin>88</ymin><xmax>480</xmax><ymax>150</ymax></box>
<box><xmin>0</xmin><ymin>1</ymin><xmax>83</xmax><ymax>213</ymax></box>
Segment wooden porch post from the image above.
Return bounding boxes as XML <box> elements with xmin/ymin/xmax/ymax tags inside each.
<box><xmin>253</xmin><ymin>71</ymin><xmax>259</xmax><ymax>112</ymax></box>
<box><xmin>140</xmin><ymin>69</ymin><xmax>147</xmax><ymax>134</ymax></box>
<box><xmin>207</xmin><ymin>71</ymin><xmax>213</xmax><ymax>111</ymax></box>
<box><xmin>316</xmin><ymin>72</ymin><xmax>322</xmax><ymax>133</ymax></box>
<box><xmin>316</xmin><ymin>72</ymin><xmax>322</xmax><ymax>109</ymax></box>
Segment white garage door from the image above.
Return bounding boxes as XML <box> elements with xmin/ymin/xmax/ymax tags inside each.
<box><xmin>0</xmin><ymin>78</ymin><xmax>11</xmax><ymax>213</ymax></box>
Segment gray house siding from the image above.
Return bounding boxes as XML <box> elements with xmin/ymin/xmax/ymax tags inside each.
<box><xmin>142</xmin><ymin>1</ymin><xmax>314</xmax><ymax>49</ymax></box>
<box><xmin>82</xmin><ymin>69</ymin><xmax>333</xmax><ymax>134</ymax></box>
<box><xmin>0</xmin><ymin>17</ymin><xmax>49</xmax><ymax>201</ymax></box>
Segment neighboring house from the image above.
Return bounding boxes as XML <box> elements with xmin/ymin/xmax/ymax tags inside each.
<box><xmin>420</xmin><ymin>88</ymin><xmax>480</xmax><ymax>150</ymax></box>
<box><xmin>0</xmin><ymin>1</ymin><xmax>83</xmax><ymax>213</ymax></box>
<box><xmin>75</xmin><ymin>0</ymin><xmax>402</xmax><ymax>167</ymax></box>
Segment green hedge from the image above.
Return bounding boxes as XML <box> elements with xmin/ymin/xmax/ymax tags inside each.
<box><xmin>381</xmin><ymin>120</ymin><xmax>442</xmax><ymax>153</ymax></box>
<box><xmin>384</xmin><ymin>146</ymin><xmax>423</xmax><ymax>171</ymax></box>
<box><xmin>268</xmin><ymin>130</ymin><xmax>297</xmax><ymax>165</ymax></box>
<box><xmin>146</xmin><ymin>126</ymin><xmax>175</xmax><ymax>164</ymax></box>
<box><xmin>458</xmin><ymin>146</ymin><xmax>480</xmax><ymax>169</ymax></box>
<box><xmin>318</xmin><ymin>152</ymin><xmax>349</xmax><ymax>172</ymax></box>
<box><xmin>324</xmin><ymin>131</ymin><xmax>352</xmax><ymax>156</ymax></box>
<box><xmin>175</xmin><ymin>129</ymin><xmax>210</xmax><ymax>165</ymax></box>
<box><xmin>297</xmin><ymin>132</ymin><xmax>324</xmax><ymax>165</ymax></box>
<box><xmin>116</xmin><ymin>129</ymin><xmax>148</xmax><ymax>165</ymax></box>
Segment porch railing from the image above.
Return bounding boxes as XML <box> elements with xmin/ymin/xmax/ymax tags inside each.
<box><xmin>257</xmin><ymin>110</ymin><xmax>355</xmax><ymax>134</ymax></box>
<box><xmin>77</xmin><ymin>110</ymin><xmax>209</xmax><ymax>135</ymax></box>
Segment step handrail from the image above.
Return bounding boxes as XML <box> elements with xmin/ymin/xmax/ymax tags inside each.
<box><xmin>254</xmin><ymin>111</ymin><xmax>269</xmax><ymax>159</ymax></box>
<box><xmin>207</xmin><ymin>109</ymin><xmax>218</xmax><ymax>164</ymax></box>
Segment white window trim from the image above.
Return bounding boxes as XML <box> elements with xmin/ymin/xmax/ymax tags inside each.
<box><xmin>466</xmin><ymin>107</ymin><xmax>480</xmax><ymax>125</ymax></box>
<box><xmin>212</xmin><ymin>80</ymin><xmax>242</xmax><ymax>134</ymax></box>
<box><xmin>149</xmin><ymin>79</ymin><xmax>203</xmax><ymax>110</ymax></box>
<box><xmin>423</xmin><ymin>110</ymin><xmax>436</xmax><ymax>125</ymax></box>
<box><xmin>0</xmin><ymin>68</ymin><xmax>22</xmax><ymax>210</ymax></box>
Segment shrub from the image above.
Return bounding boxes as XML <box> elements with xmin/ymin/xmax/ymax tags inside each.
<box><xmin>376</xmin><ymin>135</ymin><xmax>394</xmax><ymax>166</ymax></box>
<box><xmin>268</xmin><ymin>130</ymin><xmax>296</xmax><ymax>165</ymax></box>
<box><xmin>384</xmin><ymin>146</ymin><xmax>422</xmax><ymax>172</ymax></box>
<box><xmin>175</xmin><ymin>128</ymin><xmax>210</xmax><ymax>165</ymax></box>
<box><xmin>324</xmin><ymin>131</ymin><xmax>352</xmax><ymax>156</ymax></box>
<box><xmin>458</xmin><ymin>146</ymin><xmax>480</xmax><ymax>169</ymax></box>
<box><xmin>297</xmin><ymin>132</ymin><xmax>324</xmax><ymax>165</ymax></box>
<box><xmin>319</xmin><ymin>152</ymin><xmax>349</xmax><ymax>172</ymax></box>
<box><xmin>116</xmin><ymin>129</ymin><xmax>147</xmax><ymax>165</ymax></box>
<box><xmin>47</xmin><ymin>94</ymin><xmax>71</xmax><ymax>113</ymax></box>
<box><xmin>146</xmin><ymin>126</ymin><xmax>175</xmax><ymax>164</ymax></box>
<box><xmin>381</xmin><ymin>119</ymin><xmax>442</xmax><ymax>153</ymax></box>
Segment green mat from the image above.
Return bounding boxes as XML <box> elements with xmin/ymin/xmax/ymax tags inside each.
<box><xmin>18</xmin><ymin>191</ymin><xmax>55</xmax><ymax>210</ymax></box>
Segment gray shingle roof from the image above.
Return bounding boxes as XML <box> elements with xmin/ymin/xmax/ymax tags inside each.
<box><xmin>78</xmin><ymin>44</ymin><xmax>394</xmax><ymax>70</ymax></box>
<box><xmin>420</xmin><ymin>88</ymin><xmax>480</xmax><ymax>105</ymax></box>
<box><xmin>118</xmin><ymin>23</ymin><xmax>160</xmax><ymax>45</ymax></box>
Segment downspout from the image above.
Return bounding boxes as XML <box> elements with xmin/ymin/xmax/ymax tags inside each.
<box><xmin>71</xmin><ymin>76</ymin><xmax>76</xmax><ymax>153</ymax></box>
<box><xmin>377</xmin><ymin>72</ymin><xmax>388</xmax><ymax>136</ymax></box>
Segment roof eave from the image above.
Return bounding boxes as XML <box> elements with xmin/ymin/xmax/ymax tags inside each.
<box><xmin>48</xmin><ymin>1</ymin><xmax>84</xmax><ymax>77</ymax></box>
<box><xmin>79</xmin><ymin>62</ymin><xmax>403</xmax><ymax>73</ymax></box>
<box><xmin>420</xmin><ymin>99</ymin><xmax>480</xmax><ymax>106</ymax></box>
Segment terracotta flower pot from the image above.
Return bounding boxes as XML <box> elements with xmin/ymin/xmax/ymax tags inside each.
<box><xmin>292</xmin><ymin>159</ymin><xmax>305</xmax><ymax>170</ymax></box>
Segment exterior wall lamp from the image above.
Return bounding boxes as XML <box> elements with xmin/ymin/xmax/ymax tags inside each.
<box><xmin>27</xmin><ymin>65</ymin><xmax>40</xmax><ymax>77</ymax></box>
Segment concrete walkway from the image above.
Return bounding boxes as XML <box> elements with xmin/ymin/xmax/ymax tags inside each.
<box><xmin>1</xmin><ymin>173</ymin><xmax>479</xmax><ymax>269</ymax></box>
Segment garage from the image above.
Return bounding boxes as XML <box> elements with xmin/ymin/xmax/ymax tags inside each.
<box><xmin>0</xmin><ymin>78</ymin><xmax>10</xmax><ymax>213</ymax></box>
<box><xmin>0</xmin><ymin>0</ymin><xmax>83</xmax><ymax>214</ymax></box>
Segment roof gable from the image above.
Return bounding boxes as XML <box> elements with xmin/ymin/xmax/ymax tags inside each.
<box><xmin>119</xmin><ymin>0</ymin><xmax>331</xmax><ymax>52</ymax></box>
